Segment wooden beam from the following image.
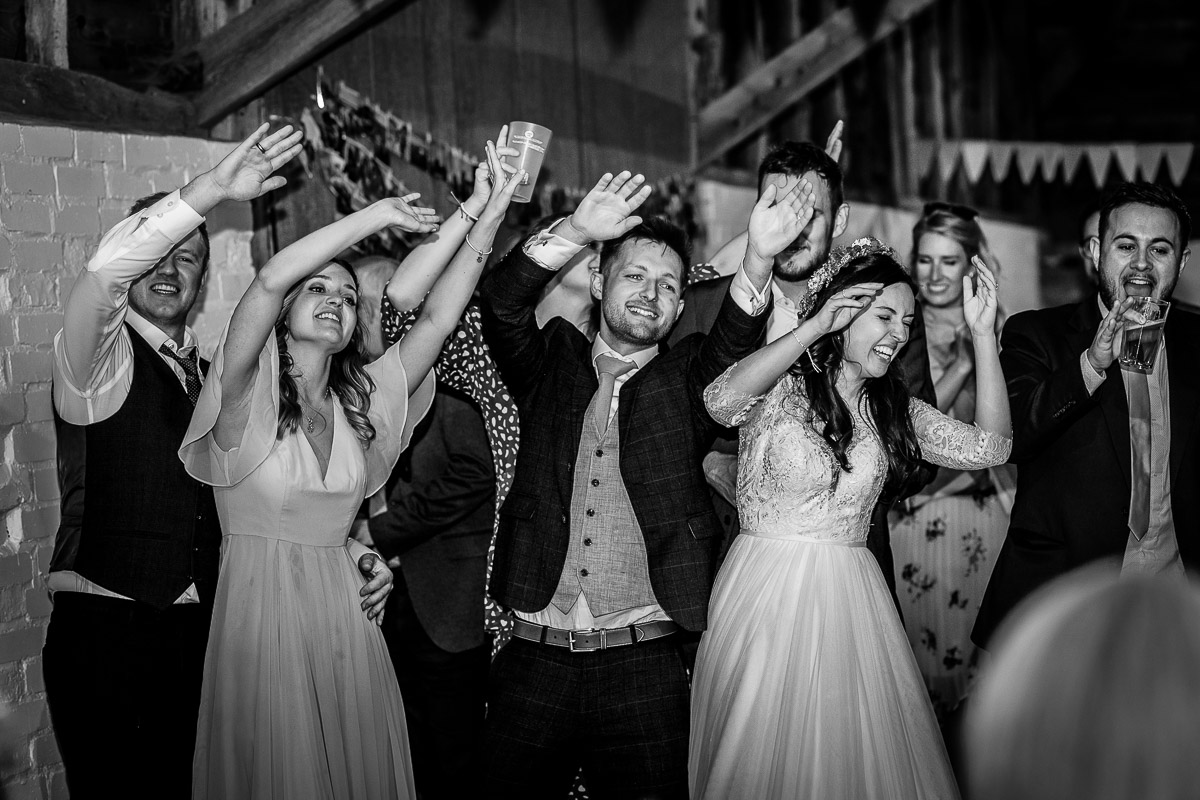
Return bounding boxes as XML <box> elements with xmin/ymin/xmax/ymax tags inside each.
<box><xmin>697</xmin><ymin>0</ymin><xmax>939</xmax><ymax>167</ymax></box>
<box><xmin>172</xmin><ymin>0</ymin><xmax>419</xmax><ymax>128</ymax></box>
<box><xmin>25</xmin><ymin>0</ymin><xmax>68</xmax><ymax>68</ymax></box>
<box><xmin>0</xmin><ymin>58</ymin><xmax>199</xmax><ymax>136</ymax></box>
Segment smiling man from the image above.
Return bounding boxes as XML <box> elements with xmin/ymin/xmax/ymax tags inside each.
<box><xmin>975</xmin><ymin>182</ymin><xmax>1200</xmax><ymax>649</ymax></box>
<box><xmin>478</xmin><ymin>170</ymin><xmax>775</xmax><ymax>798</ymax></box>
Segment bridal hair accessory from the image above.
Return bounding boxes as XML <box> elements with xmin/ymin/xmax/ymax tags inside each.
<box><xmin>795</xmin><ymin>236</ymin><xmax>901</xmax><ymax>318</ymax></box>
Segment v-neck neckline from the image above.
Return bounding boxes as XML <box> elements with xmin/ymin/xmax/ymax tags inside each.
<box><xmin>298</xmin><ymin>397</ymin><xmax>340</xmax><ymax>484</ymax></box>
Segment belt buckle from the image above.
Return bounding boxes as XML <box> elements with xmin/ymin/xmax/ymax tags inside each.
<box><xmin>568</xmin><ymin>627</ymin><xmax>605</xmax><ymax>652</ymax></box>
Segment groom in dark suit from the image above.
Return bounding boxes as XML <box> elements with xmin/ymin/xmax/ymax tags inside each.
<box><xmin>669</xmin><ymin>140</ymin><xmax>934</xmax><ymax>598</ymax></box>
<box><xmin>479</xmin><ymin>169</ymin><xmax>785</xmax><ymax>798</ymax></box>
<box><xmin>974</xmin><ymin>182</ymin><xmax>1199</xmax><ymax>648</ymax></box>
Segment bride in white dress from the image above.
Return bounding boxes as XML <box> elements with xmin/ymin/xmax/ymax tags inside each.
<box><xmin>689</xmin><ymin>238</ymin><xmax>1011</xmax><ymax>800</ymax></box>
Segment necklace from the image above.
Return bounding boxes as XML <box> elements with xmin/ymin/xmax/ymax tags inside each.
<box><xmin>300</xmin><ymin>388</ymin><xmax>332</xmax><ymax>434</ymax></box>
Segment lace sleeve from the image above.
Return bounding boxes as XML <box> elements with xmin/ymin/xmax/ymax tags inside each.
<box><xmin>703</xmin><ymin>363</ymin><xmax>767</xmax><ymax>427</ymax></box>
<box><xmin>910</xmin><ymin>397</ymin><xmax>1012</xmax><ymax>470</ymax></box>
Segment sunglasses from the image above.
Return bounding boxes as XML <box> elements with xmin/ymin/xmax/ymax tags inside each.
<box><xmin>923</xmin><ymin>201</ymin><xmax>979</xmax><ymax>221</ymax></box>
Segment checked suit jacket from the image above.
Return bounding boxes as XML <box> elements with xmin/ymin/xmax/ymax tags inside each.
<box><xmin>479</xmin><ymin>246</ymin><xmax>769</xmax><ymax>632</ymax></box>
<box><xmin>973</xmin><ymin>297</ymin><xmax>1200</xmax><ymax>648</ymax></box>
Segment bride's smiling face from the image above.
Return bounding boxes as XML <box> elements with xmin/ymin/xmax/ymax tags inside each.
<box><xmin>840</xmin><ymin>283</ymin><xmax>915</xmax><ymax>380</ymax></box>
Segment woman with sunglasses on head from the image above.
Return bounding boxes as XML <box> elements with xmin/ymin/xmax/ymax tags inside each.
<box><xmin>889</xmin><ymin>202</ymin><xmax>1014</xmax><ymax>723</ymax></box>
<box><xmin>689</xmin><ymin>226</ymin><xmax>1011</xmax><ymax>798</ymax></box>
<box><xmin>179</xmin><ymin>129</ymin><xmax>524</xmax><ymax>799</ymax></box>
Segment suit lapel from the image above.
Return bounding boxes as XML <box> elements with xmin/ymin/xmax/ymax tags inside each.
<box><xmin>558</xmin><ymin>348</ymin><xmax>598</xmax><ymax>503</ymax></box>
<box><xmin>1071</xmin><ymin>300</ymin><xmax>1132</xmax><ymax>490</ymax></box>
<box><xmin>1165</xmin><ymin>315</ymin><xmax>1199</xmax><ymax>488</ymax></box>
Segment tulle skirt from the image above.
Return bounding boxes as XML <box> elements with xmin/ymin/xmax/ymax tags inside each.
<box><xmin>192</xmin><ymin>534</ymin><xmax>415</xmax><ymax>799</ymax></box>
<box><xmin>689</xmin><ymin>531</ymin><xmax>960</xmax><ymax>800</ymax></box>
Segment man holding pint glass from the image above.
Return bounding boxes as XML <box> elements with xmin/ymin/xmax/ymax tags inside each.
<box><xmin>974</xmin><ymin>182</ymin><xmax>1200</xmax><ymax>649</ymax></box>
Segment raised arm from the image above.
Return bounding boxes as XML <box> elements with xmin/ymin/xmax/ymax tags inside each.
<box><xmin>386</xmin><ymin>126</ymin><xmax>518</xmax><ymax>312</ymax></box>
<box><xmin>960</xmin><ymin>256</ymin><xmax>1010</xmax><ymax>439</ymax></box>
<box><xmin>214</xmin><ymin>195</ymin><xmax>439</xmax><ymax>447</ymax></box>
<box><xmin>54</xmin><ymin>123</ymin><xmax>302</xmax><ymax>423</ymax></box>
<box><xmin>394</xmin><ymin>141</ymin><xmax>524</xmax><ymax>394</ymax></box>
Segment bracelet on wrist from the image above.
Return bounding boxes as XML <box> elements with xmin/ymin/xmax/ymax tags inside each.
<box><xmin>449</xmin><ymin>190</ymin><xmax>480</xmax><ymax>223</ymax></box>
<box><xmin>464</xmin><ymin>233</ymin><xmax>494</xmax><ymax>263</ymax></box>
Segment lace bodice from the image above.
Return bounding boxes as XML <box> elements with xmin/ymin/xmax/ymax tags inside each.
<box><xmin>704</xmin><ymin>367</ymin><xmax>1012</xmax><ymax>542</ymax></box>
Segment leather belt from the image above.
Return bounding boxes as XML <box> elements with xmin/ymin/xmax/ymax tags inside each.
<box><xmin>511</xmin><ymin>618</ymin><xmax>680</xmax><ymax>652</ymax></box>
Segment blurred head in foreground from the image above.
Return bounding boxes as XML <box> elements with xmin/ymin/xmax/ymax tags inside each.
<box><xmin>966</xmin><ymin>565</ymin><xmax>1200</xmax><ymax>800</ymax></box>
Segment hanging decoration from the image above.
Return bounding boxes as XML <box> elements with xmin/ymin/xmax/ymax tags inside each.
<box><xmin>918</xmin><ymin>139</ymin><xmax>1194</xmax><ymax>188</ymax></box>
<box><xmin>302</xmin><ymin>72</ymin><xmax>704</xmax><ymax>257</ymax></box>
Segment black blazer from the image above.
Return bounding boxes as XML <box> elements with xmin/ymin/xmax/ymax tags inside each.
<box><xmin>480</xmin><ymin>247</ymin><xmax>769</xmax><ymax>632</ymax></box>
<box><xmin>370</xmin><ymin>385</ymin><xmax>495</xmax><ymax>653</ymax></box>
<box><xmin>668</xmin><ymin>274</ymin><xmax>937</xmax><ymax>598</ymax></box>
<box><xmin>974</xmin><ymin>298</ymin><xmax>1200</xmax><ymax>647</ymax></box>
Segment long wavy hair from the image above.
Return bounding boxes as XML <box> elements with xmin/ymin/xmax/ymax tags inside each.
<box><xmin>274</xmin><ymin>259</ymin><xmax>377</xmax><ymax>447</ymax></box>
<box><xmin>790</xmin><ymin>252</ymin><xmax>923</xmax><ymax>496</ymax></box>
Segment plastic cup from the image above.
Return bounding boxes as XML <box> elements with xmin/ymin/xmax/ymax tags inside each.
<box><xmin>1119</xmin><ymin>297</ymin><xmax>1169</xmax><ymax>373</ymax></box>
<box><xmin>503</xmin><ymin>121</ymin><xmax>552</xmax><ymax>203</ymax></box>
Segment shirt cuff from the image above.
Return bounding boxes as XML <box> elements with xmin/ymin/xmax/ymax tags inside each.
<box><xmin>728</xmin><ymin>262</ymin><xmax>771</xmax><ymax>316</ymax></box>
<box><xmin>1079</xmin><ymin>349</ymin><xmax>1106</xmax><ymax>395</ymax></box>
<box><xmin>522</xmin><ymin>218</ymin><xmax>586</xmax><ymax>271</ymax></box>
<box><xmin>87</xmin><ymin>189</ymin><xmax>206</xmax><ymax>273</ymax></box>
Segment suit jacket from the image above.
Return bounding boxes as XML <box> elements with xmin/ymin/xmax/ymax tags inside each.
<box><xmin>668</xmin><ymin>274</ymin><xmax>937</xmax><ymax>598</ymax></box>
<box><xmin>973</xmin><ymin>298</ymin><xmax>1200</xmax><ymax>647</ymax></box>
<box><xmin>480</xmin><ymin>247</ymin><xmax>769</xmax><ymax>632</ymax></box>
<box><xmin>370</xmin><ymin>384</ymin><xmax>495</xmax><ymax>653</ymax></box>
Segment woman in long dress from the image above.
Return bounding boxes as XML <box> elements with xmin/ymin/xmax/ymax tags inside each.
<box><xmin>688</xmin><ymin>237</ymin><xmax>1011</xmax><ymax>800</ymax></box>
<box><xmin>890</xmin><ymin>203</ymin><xmax>1013</xmax><ymax>718</ymax></box>
<box><xmin>180</xmin><ymin>131</ymin><xmax>524</xmax><ymax>798</ymax></box>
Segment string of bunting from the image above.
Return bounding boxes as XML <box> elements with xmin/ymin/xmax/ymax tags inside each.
<box><xmin>299</xmin><ymin>71</ymin><xmax>703</xmax><ymax>256</ymax></box>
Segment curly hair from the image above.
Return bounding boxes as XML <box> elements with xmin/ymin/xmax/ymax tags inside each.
<box><xmin>274</xmin><ymin>259</ymin><xmax>377</xmax><ymax>447</ymax></box>
<box><xmin>790</xmin><ymin>252</ymin><xmax>923</xmax><ymax>497</ymax></box>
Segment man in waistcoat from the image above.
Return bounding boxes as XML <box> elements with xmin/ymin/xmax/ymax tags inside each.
<box><xmin>41</xmin><ymin>126</ymin><xmax>321</xmax><ymax>798</ymax></box>
<box><xmin>479</xmin><ymin>168</ymin><xmax>809</xmax><ymax>798</ymax></box>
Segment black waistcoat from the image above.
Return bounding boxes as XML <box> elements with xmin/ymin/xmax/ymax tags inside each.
<box><xmin>52</xmin><ymin>325</ymin><xmax>221</xmax><ymax>608</ymax></box>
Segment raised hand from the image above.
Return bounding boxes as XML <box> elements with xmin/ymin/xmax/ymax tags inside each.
<box><xmin>478</xmin><ymin>139</ymin><xmax>525</xmax><ymax>223</ymax></box>
<box><xmin>470</xmin><ymin>124</ymin><xmax>519</xmax><ymax>205</ymax></box>
<box><xmin>963</xmin><ymin>256</ymin><xmax>1000</xmax><ymax>337</ymax></box>
<box><xmin>801</xmin><ymin>282</ymin><xmax>884</xmax><ymax>338</ymax></box>
<box><xmin>209</xmin><ymin>122</ymin><xmax>304</xmax><ymax>201</ymax></box>
<box><xmin>564</xmin><ymin>170</ymin><xmax>653</xmax><ymax>243</ymax></box>
<box><xmin>1087</xmin><ymin>295</ymin><xmax>1139</xmax><ymax>372</ymax></box>
<box><xmin>747</xmin><ymin>177</ymin><xmax>815</xmax><ymax>265</ymax></box>
<box><xmin>379</xmin><ymin>192</ymin><xmax>442</xmax><ymax>234</ymax></box>
<box><xmin>825</xmin><ymin>119</ymin><xmax>844</xmax><ymax>163</ymax></box>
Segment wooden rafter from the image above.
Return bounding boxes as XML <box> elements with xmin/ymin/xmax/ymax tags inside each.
<box><xmin>0</xmin><ymin>59</ymin><xmax>198</xmax><ymax>136</ymax></box>
<box><xmin>697</xmin><ymin>0</ymin><xmax>939</xmax><ymax>168</ymax></box>
<box><xmin>25</xmin><ymin>0</ymin><xmax>69</xmax><ymax>68</ymax></box>
<box><xmin>169</xmin><ymin>0</ymin><xmax>420</xmax><ymax>128</ymax></box>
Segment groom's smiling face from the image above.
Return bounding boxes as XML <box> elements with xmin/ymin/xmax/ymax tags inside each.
<box><xmin>591</xmin><ymin>238</ymin><xmax>686</xmax><ymax>349</ymax></box>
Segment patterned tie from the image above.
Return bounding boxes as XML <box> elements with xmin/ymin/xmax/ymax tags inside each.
<box><xmin>159</xmin><ymin>343</ymin><xmax>202</xmax><ymax>406</ymax></box>
<box><xmin>593</xmin><ymin>353</ymin><xmax>636</xmax><ymax>436</ymax></box>
<box><xmin>1126</xmin><ymin>369</ymin><xmax>1152</xmax><ymax>541</ymax></box>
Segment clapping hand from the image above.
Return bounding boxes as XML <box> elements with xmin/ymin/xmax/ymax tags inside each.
<box><xmin>802</xmin><ymin>282</ymin><xmax>884</xmax><ymax>338</ymax></box>
<box><xmin>209</xmin><ymin>123</ymin><xmax>305</xmax><ymax>201</ymax></box>
<box><xmin>963</xmin><ymin>256</ymin><xmax>999</xmax><ymax>338</ymax></box>
<box><xmin>379</xmin><ymin>192</ymin><xmax>442</xmax><ymax>234</ymax></box>
<box><xmin>747</xmin><ymin>177</ymin><xmax>815</xmax><ymax>265</ymax></box>
<box><xmin>564</xmin><ymin>170</ymin><xmax>653</xmax><ymax>243</ymax></box>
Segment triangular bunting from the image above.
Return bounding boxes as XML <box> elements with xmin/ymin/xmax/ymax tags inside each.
<box><xmin>960</xmin><ymin>141</ymin><xmax>989</xmax><ymax>184</ymax></box>
<box><xmin>1013</xmin><ymin>143</ymin><xmax>1041</xmax><ymax>183</ymax></box>
<box><xmin>938</xmin><ymin>141</ymin><xmax>962</xmax><ymax>183</ymax></box>
<box><xmin>1112</xmin><ymin>143</ymin><xmax>1138</xmax><ymax>182</ymax></box>
<box><xmin>989</xmin><ymin>142</ymin><xmax>1015</xmax><ymax>183</ymax></box>
<box><xmin>1039</xmin><ymin>145</ymin><xmax>1064</xmax><ymax>182</ymax></box>
<box><xmin>1164</xmin><ymin>144</ymin><xmax>1194</xmax><ymax>185</ymax></box>
<box><xmin>1135</xmin><ymin>144</ymin><xmax>1163</xmax><ymax>182</ymax></box>
<box><xmin>1061</xmin><ymin>145</ymin><xmax>1086</xmax><ymax>183</ymax></box>
<box><xmin>913</xmin><ymin>140</ymin><xmax>936</xmax><ymax>180</ymax></box>
<box><xmin>1085</xmin><ymin>145</ymin><xmax>1113</xmax><ymax>188</ymax></box>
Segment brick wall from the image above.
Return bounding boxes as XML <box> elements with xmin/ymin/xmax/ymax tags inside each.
<box><xmin>0</xmin><ymin>123</ymin><xmax>255</xmax><ymax>800</ymax></box>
